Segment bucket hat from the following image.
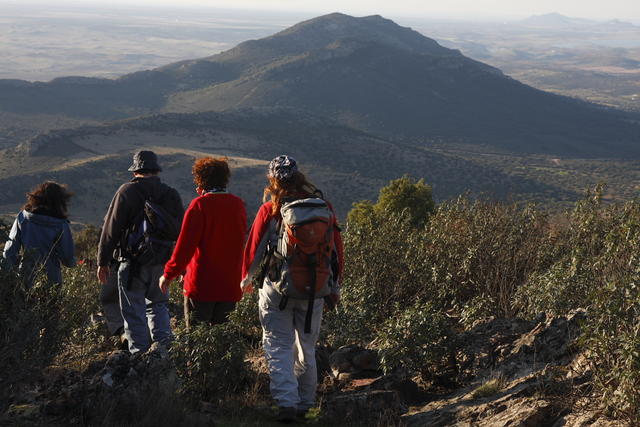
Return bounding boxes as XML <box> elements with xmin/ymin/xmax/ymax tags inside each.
<box><xmin>128</xmin><ymin>150</ymin><xmax>162</xmax><ymax>172</ymax></box>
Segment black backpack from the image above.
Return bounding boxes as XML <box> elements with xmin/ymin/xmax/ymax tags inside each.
<box><xmin>122</xmin><ymin>194</ymin><xmax>181</xmax><ymax>265</ymax></box>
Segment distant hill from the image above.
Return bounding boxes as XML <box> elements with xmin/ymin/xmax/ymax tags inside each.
<box><xmin>0</xmin><ymin>108</ymin><xmax>574</xmax><ymax>224</ymax></box>
<box><xmin>520</xmin><ymin>13</ymin><xmax>595</xmax><ymax>28</ymax></box>
<box><xmin>1</xmin><ymin>13</ymin><xmax>639</xmax><ymax>158</ymax></box>
<box><xmin>520</xmin><ymin>13</ymin><xmax>638</xmax><ymax>30</ymax></box>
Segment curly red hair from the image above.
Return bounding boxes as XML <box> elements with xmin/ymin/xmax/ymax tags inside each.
<box><xmin>192</xmin><ymin>157</ymin><xmax>230</xmax><ymax>190</ymax></box>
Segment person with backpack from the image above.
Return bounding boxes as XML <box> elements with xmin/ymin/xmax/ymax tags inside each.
<box><xmin>3</xmin><ymin>181</ymin><xmax>76</xmax><ymax>286</ymax></box>
<box><xmin>159</xmin><ymin>157</ymin><xmax>247</xmax><ymax>328</ymax></box>
<box><xmin>97</xmin><ymin>150</ymin><xmax>183</xmax><ymax>354</ymax></box>
<box><xmin>241</xmin><ymin>155</ymin><xmax>344</xmax><ymax>422</ymax></box>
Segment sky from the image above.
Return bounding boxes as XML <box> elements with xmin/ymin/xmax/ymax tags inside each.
<box><xmin>21</xmin><ymin>0</ymin><xmax>639</xmax><ymax>22</ymax></box>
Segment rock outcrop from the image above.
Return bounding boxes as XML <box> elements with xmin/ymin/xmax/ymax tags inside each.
<box><xmin>319</xmin><ymin>310</ymin><xmax>621</xmax><ymax>426</ymax></box>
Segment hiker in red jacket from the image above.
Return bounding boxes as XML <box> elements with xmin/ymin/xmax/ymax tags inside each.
<box><xmin>160</xmin><ymin>157</ymin><xmax>247</xmax><ymax>328</ymax></box>
<box><xmin>241</xmin><ymin>155</ymin><xmax>344</xmax><ymax>422</ymax></box>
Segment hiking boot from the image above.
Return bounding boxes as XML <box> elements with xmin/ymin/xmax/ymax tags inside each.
<box><xmin>119</xmin><ymin>333</ymin><xmax>129</xmax><ymax>351</ymax></box>
<box><xmin>276</xmin><ymin>406</ymin><xmax>296</xmax><ymax>423</ymax></box>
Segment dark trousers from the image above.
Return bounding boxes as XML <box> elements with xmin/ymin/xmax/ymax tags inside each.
<box><xmin>99</xmin><ymin>263</ymin><xmax>124</xmax><ymax>335</ymax></box>
<box><xmin>183</xmin><ymin>296</ymin><xmax>236</xmax><ymax>329</ymax></box>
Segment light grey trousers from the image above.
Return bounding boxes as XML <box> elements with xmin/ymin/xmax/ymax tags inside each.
<box><xmin>259</xmin><ymin>283</ymin><xmax>324</xmax><ymax>410</ymax></box>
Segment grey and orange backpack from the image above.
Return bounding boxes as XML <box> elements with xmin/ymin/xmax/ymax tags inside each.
<box><xmin>268</xmin><ymin>197</ymin><xmax>336</xmax><ymax>332</ymax></box>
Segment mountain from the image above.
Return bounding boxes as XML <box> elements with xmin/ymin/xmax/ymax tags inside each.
<box><xmin>520</xmin><ymin>13</ymin><xmax>595</xmax><ymax>28</ymax></box>
<box><xmin>520</xmin><ymin>13</ymin><xmax>638</xmax><ymax>30</ymax></box>
<box><xmin>1</xmin><ymin>13</ymin><xmax>639</xmax><ymax>158</ymax></box>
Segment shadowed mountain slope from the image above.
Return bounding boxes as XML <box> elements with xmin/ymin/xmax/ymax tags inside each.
<box><xmin>0</xmin><ymin>108</ymin><xmax>574</xmax><ymax>223</ymax></box>
<box><xmin>1</xmin><ymin>13</ymin><xmax>638</xmax><ymax>157</ymax></box>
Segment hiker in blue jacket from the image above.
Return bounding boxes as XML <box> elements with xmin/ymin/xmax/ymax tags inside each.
<box><xmin>3</xmin><ymin>181</ymin><xmax>76</xmax><ymax>285</ymax></box>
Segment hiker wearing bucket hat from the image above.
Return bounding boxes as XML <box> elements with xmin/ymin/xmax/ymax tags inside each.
<box><xmin>241</xmin><ymin>155</ymin><xmax>344</xmax><ymax>422</ymax></box>
<box><xmin>97</xmin><ymin>150</ymin><xmax>184</xmax><ymax>354</ymax></box>
<box><xmin>127</xmin><ymin>150</ymin><xmax>162</xmax><ymax>173</ymax></box>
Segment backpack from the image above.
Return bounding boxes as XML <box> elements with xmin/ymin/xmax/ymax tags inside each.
<box><xmin>268</xmin><ymin>197</ymin><xmax>336</xmax><ymax>332</ymax></box>
<box><xmin>122</xmin><ymin>196</ymin><xmax>181</xmax><ymax>265</ymax></box>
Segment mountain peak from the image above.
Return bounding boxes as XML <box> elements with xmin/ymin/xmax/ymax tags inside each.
<box><xmin>261</xmin><ymin>13</ymin><xmax>451</xmax><ymax>56</ymax></box>
<box><xmin>521</xmin><ymin>13</ymin><xmax>595</xmax><ymax>27</ymax></box>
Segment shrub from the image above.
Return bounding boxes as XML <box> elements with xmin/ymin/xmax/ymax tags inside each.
<box><xmin>324</xmin><ymin>211</ymin><xmax>433</xmax><ymax>347</ymax></box>
<box><xmin>171</xmin><ymin>321</ymin><xmax>251</xmax><ymax>405</ymax></box>
<box><xmin>73</xmin><ymin>224</ymin><xmax>101</xmax><ymax>261</ymax></box>
<box><xmin>579</xmin><ymin>200</ymin><xmax>640</xmax><ymax>420</ymax></box>
<box><xmin>328</xmin><ymin>182</ymin><xmax>550</xmax><ymax>349</ymax></box>
<box><xmin>514</xmin><ymin>188</ymin><xmax>611</xmax><ymax>317</ymax></box>
<box><xmin>228</xmin><ymin>291</ymin><xmax>262</xmax><ymax>343</ymax></box>
<box><xmin>0</xmin><ymin>263</ymin><xmax>100</xmax><ymax>405</ymax></box>
<box><xmin>377</xmin><ymin>301</ymin><xmax>453</xmax><ymax>379</ymax></box>
<box><xmin>0</xmin><ymin>218</ymin><xmax>10</xmax><ymax>243</ymax></box>
<box><xmin>424</xmin><ymin>197</ymin><xmax>548</xmax><ymax>321</ymax></box>
<box><xmin>348</xmin><ymin>175</ymin><xmax>435</xmax><ymax>229</ymax></box>
<box><xmin>471</xmin><ymin>376</ymin><xmax>508</xmax><ymax>399</ymax></box>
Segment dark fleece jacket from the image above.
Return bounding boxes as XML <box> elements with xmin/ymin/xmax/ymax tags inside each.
<box><xmin>97</xmin><ymin>176</ymin><xmax>184</xmax><ymax>266</ymax></box>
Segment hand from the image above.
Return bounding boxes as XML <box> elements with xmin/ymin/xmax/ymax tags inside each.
<box><xmin>97</xmin><ymin>265</ymin><xmax>110</xmax><ymax>284</ymax></box>
<box><xmin>241</xmin><ymin>279</ymin><xmax>254</xmax><ymax>294</ymax></box>
<box><xmin>324</xmin><ymin>292</ymin><xmax>340</xmax><ymax>311</ymax></box>
<box><xmin>330</xmin><ymin>293</ymin><xmax>340</xmax><ymax>307</ymax></box>
<box><xmin>159</xmin><ymin>275</ymin><xmax>170</xmax><ymax>294</ymax></box>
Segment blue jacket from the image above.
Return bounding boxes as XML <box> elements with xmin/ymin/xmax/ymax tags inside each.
<box><xmin>3</xmin><ymin>210</ymin><xmax>76</xmax><ymax>284</ymax></box>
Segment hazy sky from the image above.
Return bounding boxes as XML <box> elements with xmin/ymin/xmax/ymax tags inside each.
<box><xmin>6</xmin><ymin>0</ymin><xmax>640</xmax><ymax>22</ymax></box>
<box><xmin>56</xmin><ymin>0</ymin><xmax>640</xmax><ymax>21</ymax></box>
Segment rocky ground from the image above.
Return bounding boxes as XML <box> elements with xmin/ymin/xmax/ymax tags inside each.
<box><xmin>320</xmin><ymin>309</ymin><xmax>623</xmax><ymax>426</ymax></box>
<box><xmin>1</xmin><ymin>309</ymin><xmax>625</xmax><ymax>426</ymax></box>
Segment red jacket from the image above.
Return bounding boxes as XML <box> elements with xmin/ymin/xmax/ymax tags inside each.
<box><xmin>241</xmin><ymin>200</ymin><xmax>344</xmax><ymax>289</ymax></box>
<box><xmin>164</xmin><ymin>192</ymin><xmax>247</xmax><ymax>302</ymax></box>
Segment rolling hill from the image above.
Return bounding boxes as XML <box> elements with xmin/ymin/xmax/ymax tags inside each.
<box><xmin>0</xmin><ymin>108</ymin><xmax>577</xmax><ymax>224</ymax></box>
<box><xmin>1</xmin><ymin>13</ymin><xmax>638</xmax><ymax>158</ymax></box>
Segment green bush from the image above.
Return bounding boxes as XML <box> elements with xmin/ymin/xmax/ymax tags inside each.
<box><xmin>73</xmin><ymin>224</ymin><xmax>101</xmax><ymax>261</ymax></box>
<box><xmin>0</xmin><ymin>218</ymin><xmax>10</xmax><ymax>243</ymax></box>
<box><xmin>515</xmin><ymin>188</ymin><xmax>611</xmax><ymax>317</ymax></box>
<box><xmin>514</xmin><ymin>263</ymin><xmax>593</xmax><ymax>318</ymax></box>
<box><xmin>348</xmin><ymin>175</ymin><xmax>435</xmax><ymax>229</ymax></box>
<box><xmin>171</xmin><ymin>321</ymin><xmax>251</xmax><ymax>405</ymax></box>
<box><xmin>228</xmin><ymin>291</ymin><xmax>262</xmax><ymax>342</ymax></box>
<box><xmin>327</xmin><ymin>181</ymin><xmax>552</xmax><ymax>371</ymax></box>
<box><xmin>377</xmin><ymin>301</ymin><xmax>452</xmax><ymax>379</ymax></box>
<box><xmin>324</xmin><ymin>211</ymin><xmax>433</xmax><ymax>347</ymax></box>
<box><xmin>425</xmin><ymin>197</ymin><xmax>548</xmax><ymax>321</ymax></box>
<box><xmin>579</xmin><ymin>200</ymin><xmax>640</xmax><ymax>420</ymax></box>
<box><xmin>0</xmin><ymin>263</ymin><xmax>100</xmax><ymax>405</ymax></box>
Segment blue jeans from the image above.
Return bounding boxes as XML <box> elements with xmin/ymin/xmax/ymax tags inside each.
<box><xmin>117</xmin><ymin>261</ymin><xmax>172</xmax><ymax>354</ymax></box>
